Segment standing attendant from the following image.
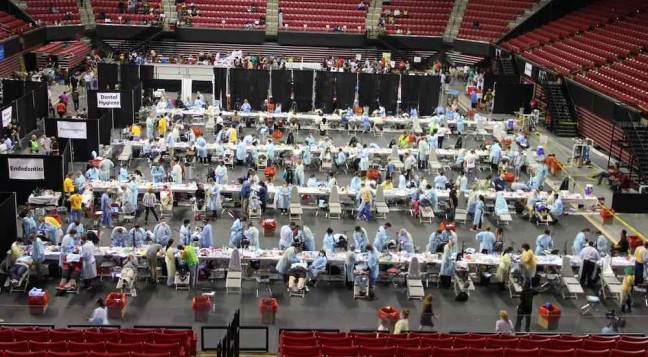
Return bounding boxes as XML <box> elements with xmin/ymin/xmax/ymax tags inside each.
<box><xmin>579</xmin><ymin>241</ymin><xmax>600</xmax><ymax>288</ymax></box>
<box><xmin>100</xmin><ymin>190</ymin><xmax>113</xmax><ymax>228</ymax></box>
<box><xmin>514</xmin><ymin>281</ymin><xmax>538</xmax><ymax>332</ymax></box>
<box><xmin>471</xmin><ymin>195</ymin><xmax>485</xmax><ymax>231</ymax></box>
<box><xmin>142</xmin><ymin>188</ymin><xmax>159</xmax><ymax>224</ymax></box>
<box><xmin>88</xmin><ymin>299</ymin><xmax>110</xmax><ymax>325</ymax></box>
<box><xmin>419</xmin><ymin>295</ymin><xmax>438</xmax><ymax>331</ymax></box>
<box><xmin>80</xmin><ymin>235</ymin><xmax>97</xmax><ymax>289</ymax></box>
<box><xmin>164</xmin><ymin>240</ymin><xmax>176</xmax><ymax>286</ymax></box>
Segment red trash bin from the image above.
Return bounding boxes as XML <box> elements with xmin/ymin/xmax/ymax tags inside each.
<box><xmin>106</xmin><ymin>292</ymin><xmax>127</xmax><ymax>319</ymax></box>
<box><xmin>259</xmin><ymin>298</ymin><xmax>278</xmax><ymax>324</ymax></box>
<box><xmin>192</xmin><ymin>296</ymin><xmax>211</xmax><ymax>322</ymax></box>
<box><xmin>538</xmin><ymin>304</ymin><xmax>561</xmax><ymax>330</ymax></box>
<box><xmin>262</xmin><ymin>219</ymin><xmax>277</xmax><ymax>238</ymax></box>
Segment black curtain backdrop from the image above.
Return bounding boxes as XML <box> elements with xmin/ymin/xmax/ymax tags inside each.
<box><xmin>1</xmin><ymin>80</ymin><xmax>24</xmax><ymax>105</ymax></box>
<box><xmin>230</xmin><ymin>69</ymin><xmax>270</xmax><ymax>110</ymax></box>
<box><xmin>401</xmin><ymin>75</ymin><xmax>423</xmax><ymax>115</ymax></box>
<box><xmin>97</xmin><ymin>110</ymin><xmax>113</xmax><ymax>145</ymax></box>
<box><xmin>315</xmin><ymin>72</ymin><xmax>355</xmax><ymax>113</ymax></box>
<box><xmin>120</xmin><ymin>64</ymin><xmax>141</xmax><ymax>91</ymax></box>
<box><xmin>493</xmin><ymin>83</ymin><xmax>534</xmax><ymax>114</ymax></box>
<box><xmin>418</xmin><ymin>76</ymin><xmax>441</xmax><ymax>116</ymax></box>
<box><xmin>29</xmin><ymin>81</ymin><xmax>49</xmax><ymax>120</ymax></box>
<box><xmin>359</xmin><ymin>73</ymin><xmax>378</xmax><ymax>111</ymax></box>
<box><xmin>293</xmin><ymin>70</ymin><xmax>314</xmax><ymax>112</ymax></box>
<box><xmin>380</xmin><ymin>74</ymin><xmax>399</xmax><ymax>115</ymax></box>
<box><xmin>140</xmin><ymin>65</ymin><xmax>155</xmax><ymax>91</ymax></box>
<box><xmin>44</xmin><ymin>118</ymin><xmax>99</xmax><ymax>162</ymax></box>
<box><xmin>213</xmin><ymin>68</ymin><xmax>227</xmax><ymax>107</ymax></box>
<box><xmin>0</xmin><ymin>154</ymin><xmax>64</xmax><ymax>203</ymax></box>
<box><xmin>271</xmin><ymin>70</ymin><xmax>292</xmax><ymax>112</ymax></box>
<box><xmin>62</xmin><ymin>141</ymin><xmax>71</xmax><ymax>175</ymax></box>
<box><xmin>21</xmin><ymin>93</ymin><xmax>37</xmax><ymax>135</ymax></box>
<box><xmin>133</xmin><ymin>83</ymin><xmax>142</xmax><ymax>119</ymax></box>
<box><xmin>98</xmin><ymin>62</ymin><xmax>119</xmax><ymax>90</ymax></box>
<box><xmin>87</xmin><ymin>90</ymin><xmax>135</xmax><ymax>128</ymax></box>
<box><xmin>0</xmin><ymin>192</ymin><xmax>18</xmax><ymax>259</ymax></box>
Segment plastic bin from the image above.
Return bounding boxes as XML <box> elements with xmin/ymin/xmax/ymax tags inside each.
<box><xmin>28</xmin><ymin>291</ymin><xmax>49</xmax><ymax>316</ymax></box>
<box><xmin>192</xmin><ymin>296</ymin><xmax>211</xmax><ymax>322</ymax></box>
<box><xmin>262</xmin><ymin>219</ymin><xmax>277</xmax><ymax>238</ymax></box>
<box><xmin>106</xmin><ymin>292</ymin><xmax>127</xmax><ymax>319</ymax></box>
<box><xmin>538</xmin><ymin>305</ymin><xmax>561</xmax><ymax>330</ymax></box>
<box><xmin>600</xmin><ymin>208</ymin><xmax>614</xmax><ymax>225</ymax></box>
<box><xmin>259</xmin><ymin>298</ymin><xmax>278</xmax><ymax>324</ymax></box>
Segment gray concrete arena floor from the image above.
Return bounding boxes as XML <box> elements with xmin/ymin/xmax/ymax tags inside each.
<box><xmin>3</xmin><ymin>84</ymin><xmax>646</xmax><ymax>353</ymax></box>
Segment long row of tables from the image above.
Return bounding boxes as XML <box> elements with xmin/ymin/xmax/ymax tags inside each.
<box><xmin>84</xmin><ymin>180</ymin><xmax>599</xmax><ymax>209</ymax></box>
<box><xmin>42</xmin><ymin>244</ymin><xmax>634</xmax><ymax>268</ymax></box>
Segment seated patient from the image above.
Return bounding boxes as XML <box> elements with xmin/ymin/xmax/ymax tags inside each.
<box><xmin>288</xmin><ymin>262</ymin><xmax>308</xmax><ymax>292</ymax></box>
<box><xmin>9</xmin><ymin>255</ymin><xmax>33</xmax><ymax>286</ymax></box>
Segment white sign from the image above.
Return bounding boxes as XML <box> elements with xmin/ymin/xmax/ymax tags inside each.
<box><xmin>413</xmin><ymin>56</ymin><xmax>421</xmax><ymax>63</ymax></box>
<box><xmin>8</xmin><ymin>158</ymin><xmax>45</xmax><ymax>180</ymax></box>
<box><xmin>57</xmin><ymin>120</ymin><xmax>87</xmax><ymax>139</ymax></box>
<box><xmin>97</xmin><ymin>92</ymin><xmax>121</xmax><ymax>108</ymax></box>
<box><xmin>524</xmin><ymin>62</ymin><xmax>533</xmax><ymax>77</ymax></box>
<box><xmin>2</xmin><ymin>106</ymin><xmax>11</xmax><ymax>127</ymax></box>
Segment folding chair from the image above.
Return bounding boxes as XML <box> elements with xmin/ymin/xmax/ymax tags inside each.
<box><xmin>226</xmin><ymin>248</ymin><xmax>242</xmax><ymax>295</ymax></box>
<box><xmin>289</xmin><ymin>186</ymin><xmax>303</xmax><ymax>221</ymax></box>
<box><xmin>374</xmin><ymin>186</ymin><xmax>389</xmax><ymax>220</ymax></box>
<box><xmin>327</xmin><ymin>186</ymin><xmax>342</xmax><ymax>219</ymax></box>
<box><xmin>560</xmin><ymin>256</ymin><xmax>584</xmax><ymax>299</ymax></box>
<box><xmin>427</xmin><ymin>150</ymin><xmax>444</xmax><ymax>175</ymax></box>
<box><xmin>390</xmin><ymin>146</ymin><xmax>404</xmax><ymax>173</ymax></box>
<box><xmin>8</xmin><ymin>268</ymin><xmax>30</xmax><ymax>293</ymax></box>
<box><xmin>406</xmin><ymin>257</ymin><xmax>425</xmax><ymax>300</ymax></box>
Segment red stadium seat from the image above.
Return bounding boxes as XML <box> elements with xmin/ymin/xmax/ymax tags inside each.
<box><xmin>49</xmin><ymin>353</ymin><xmax>90</xmax><ymax>357</ymax></box>
<box><xmin>13</xmin><ymin>329</ymin><xmax>50</xmax><ymax>342</ymax></box>
<box><xmin>84</xmin><ymin>331</ymin><xmax>120</xmax><ymax>343</ymax></box>
<box><xmin>0</xmin><ymin>328</ymin><xmax>14</xmax><ymax>342</ymax></box>
<box><xmin>131</xmin><ymin>354</ymin><xmax>172</xmax><ymax>357</ymax></box>
<box><xmin>575</xmin><ymin>349</ymin><xmax>611</xmax><ymax>357</ymax></box>
<box><xmin>6</xmin><ymin>352</ymin><xmax>49</xmax><ymax>357</ymax></box>
<box><xmin>609</xmin><ymin>350</ymin><xmax>646</xmax><ymax>357</ymax></box>
<box><xmin>503</xmin><ymin>348</ymin><xmax>539</xmax><ymax>357</ymax></box>
<box><xmin>89</xmin><ymin>353</ymin><xmax>131</xmax><ymax>357</ymax></box>
<box><xmin>142</xmin><ymin>342</ymin><xmax>181</xmax><ymax>356</ymax></box>
<box><xmin>585</xmin><ymin>340</ymin><xmax>618</xmax><ymax>350</ymax></box>
<box><xmin>551</xmin><ymin>339</ymin><xmax>583</xmax><ymax>349</ymax></box>
<box><xmin>319</xmin><ymin>336</ymin><xmax>354</xmax><ymax>346</ymax></box>
<box><xmin>50</xmin><ymin>329</ymin><xmax>86</xmax><ymax>342</ymax></box>
<box><xmin>453</xmin><ymin>337</ymin><xmax>486</xmax><ymax>349</ymax></box>
<box><xmin>486</xmin><ymin>338</ymin><xmax>519</xmax><ymax>349</ymax></box>
<box><xmin>619</xmin><ymin>336</ymin><xmax>648</xmax><ymax>342</ymax></box>
<box><xmin>30</xmin><ymin>341</ymin><xmax>69</xmax><ymax>352</ymax></box>
<box><xmin>282</xmin><ymin>331</ymin><xmax>315</xmax><ymax>339</ymax></box>
<box><xmin>408</xmin><ymin>333</ymin><xmax>439</xmax><ymax>339</ymax></box>
<box><xmin>388</xmin><ymin>337</ymin><xmax>420</xmax><ymax>348</ymax></box>
<box><xmin>282</xmin><ymin>336</ymin><xmax>318</xmax><ymax>347</ymax></box>
<box><xmin>467</xmin><ymin>347</ymin><xmax>502</xmax><ymax>357</ymax></box>
<box><xmin>315</xmin><ymin>332</ymin><xmax>347</xmax><ymax>339</ymax></box>
<box><xmin>355</xmin><ymin>336</ymin><xmax>387</xmax><ymax>347</ymax></box>
<box><xmin>119</xmin><ymin>332</ymin><xmax>154</xmax><ymax>344</ymax></box>
<box><xmin>420</xmin><ymin>337</ymin><xmax>453</xmax><ymax>348</ymax></box>
<box><xmin>539</xmin><ymin>348</ymin><xmax>575</xmax><ymax>357</ymax></box>
<box><xmin>432</xmin><ymin>347</ymin><xmax>467</xmax><ymax>357</ymax></box>
<box><xmin>68</xmin><ymin>342</ymin><xmax>106</xmax><ymax>352</ymax></box>
<box><xmin>518</xmin><ymin>338</ymin><xmax>551</xmax><ymax>349</ymax></box>
<box><xmin>615</xmin><ymin>340</ymin><xmax>648</xmax><ymax>351</ymax></box>
<box><xmin>281</xmin><ymin>345</ymin><xmax>321</xmax><ymax>357</ymax></box>
<box><xmin>106</xmin><ymin>342</ymin><xmax>144</xmax><ymax>353</ymax></box>
<box><xmin>3</xmin><ymin>341</ymin><xmax>30</xmax><ymax>352</ymax></box>
<box><xmin>395</xmin><ymin>346</ymin><xmax>431</xmax><ymax>357</ymax></box>
<box><xmin>320</xmin><ymin>345</ymin><xmax>359</xmax><ymax>356</ymax></box>
<box><xmin>358</xmin><ymin>346</ymin><xmax>396</xmax><ymax>357</ymax></box>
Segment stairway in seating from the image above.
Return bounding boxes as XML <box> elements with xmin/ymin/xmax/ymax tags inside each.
<box><xmin>500</xmin><ymin>55</ymin><xmax>516</xmax><ymax>76</ymax></box>
<box><xmin>78</xmin><ymin>0</ymin><xmax>96</xmax><ymax>29</ymax></box>
<box><xmin>619</xmin><ymin>120</ymin><xmax>648</xmax><ymax>183</ymax></box>
<box><xmin>443</xmin><ymin>0</ymin><xmax>468</xmax><ymax>41</ymax></box>
<box><xmin>541</xmin><ymin>79</ymin><xmax>578</xmax><ymax>137</ymax></box>
<box><xmin>265</xmin><ymin>0</ymin><xmax>278</xmax><ymax>36</ymax></box>
<box><xmin>366</xmin><ymin>0</ymin><xmax>382</xmax><ymax>37</ymax></box>
<box><xmin>507</xmin><ymin>0</ymin><xmax>552</xmax><ymax>29</ymax></box>
<box><xmin>161</xmin><ymin>0</ymin><xmax>175</xmax><ymax>30</ymax></box>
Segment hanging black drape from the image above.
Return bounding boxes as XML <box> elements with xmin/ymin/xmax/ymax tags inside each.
<box><xmin>140</xmin><ymin>65</ymin><xmax>155</xmax><ymax>92</ymax></box>
<box><xmin>293</xmin><ymin>70</ymin><xmax>314</xmax><ymax>112</ymax></box>
<box><xmin>401</xmin><ymin>75</ymin><xmax>420</xmax><ymax>113</ymax></box>
<box><xmin>271</xmin><ymin>70</ymin><xmax>292</xmax><ymax>112</ymax></box>
<box><xmin>98</xmin><ymin>110</ymin><xmax>112</xmax><ymax>145</ymax></box>
<box><xmin>379</xmin><ymin>74</ymin><xmax>399</xmax><ymax>115</ymax></box>
<box><xmin>213</xmin><ymin>68</ymin><xmax>227</xmax><ymax>107</ymax></box>
<box><xmin>1</xmin><ymin>80</ymin><xmax>24</xmax><ymax>105</ymax></box>
<box><xmin>120</xmin><ymin>64</ymin><xmax>141</xmax><ymax>91</ymax></box>
<box><xmin>230</xmin><ymin>69</ymin><xmax>269</xmax><ymax>110</ymax></box>
<box><xmin>87</xmin><ymin>90</ymin><xmax>134</xmax><ymax>128</ymax></box>
<box><xmin>418</xmin><ymin>76</ymin><xmax>441</xmax><ymax>116</ymax></box>
<box><xmin>315</xmin><ymin>72</ymin><xmax>355</xmax><ymax>113</ymax></box>
<box><xmin>359</xmin><ymin>73</ymin><xmax>378</xmax><ymax>111</ymax></box>
<box><xmin>45</xmin><ymin>119</ymin><xmax>99</xmax><ymax>162</ymax></box>
<box><xmin>493</xmin><ymin>83</ymin><xmax>534</xmax><ymax>114</ymax></box>
<box><xmin>98</xmin><ymin>62</ymin><xmax>119</xmax><ymax>90</ymax></box>
<box><xmin>29</xmin><ymin>82</ymin><xmax>49</xmax><ymax>119</ymax></box>
<box><xmin>0</xmin><ymin>192</ymin><xmax>18</xmax><ymax>260</ymax></box>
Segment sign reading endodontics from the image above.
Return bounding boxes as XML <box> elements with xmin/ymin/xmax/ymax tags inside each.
<box><xmin>8</xmin><ymin>158</ymin><xmax>45</xmax><ymax>180</ymax></box>
<box><xmin>97</xmin><ymin>92</ymin><xmax>121</xmax><ymax>108</ymax></box>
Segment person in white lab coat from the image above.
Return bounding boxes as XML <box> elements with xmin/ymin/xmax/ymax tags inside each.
<box><xmin>88</xmin><ymin>298</ymin><xmax>110</xmax><ymax>325</ymax></box>
<box><xmin>80</xmin><ymin>235</ymin><xmax>97</xmax><ymax>289</ymax></box>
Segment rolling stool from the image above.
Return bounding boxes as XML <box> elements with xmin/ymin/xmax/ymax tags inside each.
<box><xmin>634</xmin><ymin>285</ymin><xmax>648</xmax><ymax>307</ymax></box>
<box><xmin>580</xmin><ymin>295</ymin><xmax>601</xmax><ymax>315</ymax></box>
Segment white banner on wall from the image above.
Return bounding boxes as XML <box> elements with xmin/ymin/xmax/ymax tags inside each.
<box><xmin>524</xmin><ymin>62</ymin><xmax>533</xmax><ymax>77</ymax></box>
<box><xmin>2</xmin><ymin>106</ymin><xmax>12</xmax><ymax>127</ymax></box>
<box><xmin>97</xmin><ymin>92</ymin><xmax>121</xmax><ymax>108</ymax></box>
<box><xmin>57</xmin><ymin>121</ymin><xmax>87</xmax><ymax>139</ymax></box>
<box><xmin>8</xmin><ymin>158</ymin><xmax>45</xmax><ymax>180</ymax></box>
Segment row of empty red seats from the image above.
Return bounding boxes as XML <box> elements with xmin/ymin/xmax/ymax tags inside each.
<box><xmin>382</xmin><ymin>0</ymin><xmax>453</xmax><ymax>36</ymax></box>
<box><xmin>32</xmin><ymin>41</ymin><xmax>90</xmax><ymax>68</ymax></box>
<box><xmin>0</xmin><ymin>11</ymin><xmax>32</xmax><ymax>40</ymax></box>
<box><xmin>280</xmin><ymin>331</ymin><xmax>648</xmax><ymax>357</ymax></box>
<box><xmin>0</xmin><ymin>327</ymin><xmax>196</xmax><ymax>357</ymax></box>
<box><xmin>91</xmin><ymin>0</ymin><xmax>162</xmax><ymax>24</ymax></box>
<box><xmin>457</xmin><ymin>0</ymin><xmax>536</xmax><ymax>42</ymax></box>
<box><xmin>179</xmin><ymin>0</ymin><xmax>265</xmax><ymax>29</ymax></box>
<box><xmin>279</xmin><ymin>0</ymin><xmax>364</xmax><ymax>32</ymax></box>
<box><xmin>24</xmin><ymin>0</ymin><xmax>81</xmax><ymax>25</ymax></box>
<box><xmin>501</xmin><ymin>0</ymin><xmax>648</xmax><ymax>52</ymax></box>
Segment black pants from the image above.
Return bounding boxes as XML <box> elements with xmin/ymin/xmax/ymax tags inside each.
<box><xmin>144</xmin><ymin>206</ymin><xmax>159</xmax><ymax>222</ymax></box>
<box><xmin>514</xmin><ymin>313</ymin><xmax>531</xmax><ymax>332</ymax></box>
<box><xmin>73</xmin><ymin>99</ymin><xmax>79</xmax><ymax>111</ymax></box>
<box><xmin>580</xmin><ymin>259</ymin><xmax>596</xmax><ymax>287</ymax></box>
<box><xmin>437</xmin><ymin>136</ymin><xmax>444</xmax><ymax>148</ymax></box>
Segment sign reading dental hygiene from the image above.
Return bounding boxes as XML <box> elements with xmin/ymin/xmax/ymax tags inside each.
<box><xmin>8</xmin><ymin>158</ymin><xmax>45</xmax><ymax>180</ymax></box>
<box><xmin>2</xmin><ymin>106</ymin><xmax>12</xmax><ymax>127</ymax></box>
<box><xmin>57</xmin><ymin>121</ymin><xmax>87</xmax><ymax>139</ymax></box>
<box><xmin>97</xmin><ymin>92</ymin><xmax>121</xmax><ymax>108</ymax></box>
